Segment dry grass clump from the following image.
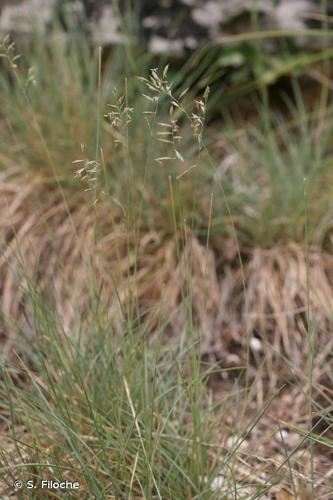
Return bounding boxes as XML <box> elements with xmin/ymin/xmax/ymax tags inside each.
<box><xmin>216</xmin><ymin>243</ymin><xmax>333</xmax><ymax>351</ymax></box>
<box><xmin>1</xmin><ymin>163</ymin><xmax>333</xmax><ymax>385</ymax></box>
<box><xmin>0</xmin><ymin>171</ymin><xmax>120</xmax><ymax>334</ymax></box>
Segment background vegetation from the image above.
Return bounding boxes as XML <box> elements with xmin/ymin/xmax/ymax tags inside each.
<box><xmin>0</xmin><ymin>10</ymin><xmax>333</xmax><ymax>498</ymax></box>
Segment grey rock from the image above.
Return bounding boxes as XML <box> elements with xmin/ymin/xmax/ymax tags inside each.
<box><xmin>0</xmin><ymin>0</ymin><xmax>56</xmax><ymax>34</ymax></box>
<box><xmin>0</xmin><ymin>1</ymin><xmax>332</xmax><ymax>54</ymax></box>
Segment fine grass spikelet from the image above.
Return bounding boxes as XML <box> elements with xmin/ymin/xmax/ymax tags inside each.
<box><xmin>73</xmin><ymin>158</ymin><xmax>101</xmax><ymax>203</ymax></box>
<box><xmin>0</xmin><ymin>35</ymin><xmax>20</xmax><ymax>70</ymax></box>
<box><xmin>191</xmin><ymin>86</ymin><xmax>209</xmax><ymax>151</ymax></box>
<box><xmin>139</xmin><ymin>65</ymin><xmax>172</xmax><ymax>97</ymax></box>
<box><xmin>26</xmin><ymin>67</ymin><xmax>37</xmax><ymax>89</ymax></box>
<box><xmin>105</xmin><ymin>88</ymin><xmax>134</xmax><ymax>143</ymax></box>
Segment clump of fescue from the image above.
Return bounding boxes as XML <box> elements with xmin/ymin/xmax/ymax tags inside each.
<box><xmin>0</xmin><ymin>298</ymin><xmax>226</xmax><ymax>497</ymax></box>
<box><xmin>1</xmin><ymin>267</ymin><xmax>332</xmax><ymax>498</ymax></box>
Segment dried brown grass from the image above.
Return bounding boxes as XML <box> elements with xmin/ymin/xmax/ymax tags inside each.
<box><xmin>1</xmin><ymin>168</ymin><xmax>333</xmax><ymax>378</ymax></box>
